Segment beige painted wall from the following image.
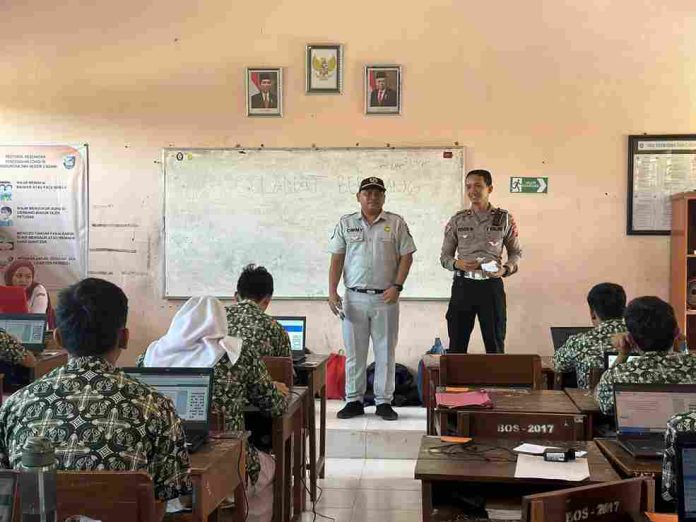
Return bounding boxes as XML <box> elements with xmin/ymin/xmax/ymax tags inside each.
<box><xmin>2</xmin><ymin>0</ymin><xmax>693</xmax><ymax>368</ymax></box>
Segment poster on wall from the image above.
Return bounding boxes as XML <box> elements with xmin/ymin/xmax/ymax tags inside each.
<box><xmin>628</xmin><ymin>134</ymin><xmax>696</xmax><ymax>235</ymax></box>
<box><xmin>0</xmin><ymin>144</ymin><xmax>88</xmax><ymax>290</ymax></box>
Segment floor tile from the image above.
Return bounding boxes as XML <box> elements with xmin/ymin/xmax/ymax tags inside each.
<box><xmin>364</xmin><ymin>430</ymin><xmax>422</xmax><ymax>459</ymax></box>
<box><xmin>360</xmin><ymin>459</ymin><xmax>417</xmax><ymax>479</ymax></box>
<box><xmin>324</xmin><ymin>458</ymin><xmax>365</xmax><ymax>479</ymax></box>
<box><xmin>353</xmin><ymin>489</ymin><xmax>422</xmax><ymax>511</ymax></box>
<box><xmin>318</xmin><ymin>477</ymin><xmax>360</xmax><ymax>490</ymax></box>
<box><xmin>351</xmin><ymin>509</ymin><xmax>422</xmax><ymax>522</ymax></box>
<box><xmin>301</xmin><ymin>506</ymin><xmax>353</xmax><ymax>522</ymax></box>
<box><xmin>326</xmin><ymin>429</ymin><xmax>366</xmax><ymax>458</ymax></box>
<box><xmin>307</xmin><ymin>487</ymin><xmax>358</xmax><ymax>509</ymax></box>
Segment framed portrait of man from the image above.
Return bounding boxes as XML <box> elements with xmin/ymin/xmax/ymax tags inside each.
<box><xmin>365</xmin><ymin>66</ymin><xmax>401</xmax><ymax>115</ymax></box>
<box><xmin>306</xmin><ymin>44</ymin><xmax>343</xmax><ymax>94</ymax></box>
<box><xmin>246</xmin><ymin>67</ymin><xmax>283</xmax><ymax>117</ymax></box>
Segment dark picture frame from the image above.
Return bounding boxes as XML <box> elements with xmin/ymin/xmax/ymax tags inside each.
<box><xmin>365</xmin><ymin>65</ymin><xmax>401</xmax><ymax>115</ymax></box>
<box><xmin>246</xmin><ymin>67</ymin><xmax>283</xmax><ymax>117</ymax></box>
<box><xmin>306</xmin><ymin>44</ymin><xmax>343</xmax><ymax>94</ymax></box>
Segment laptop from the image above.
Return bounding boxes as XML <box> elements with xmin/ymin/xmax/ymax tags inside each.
<box><xmin>273</xmin><ymin>316</ymin><xmax>307</xmax><ymax>363</ymax></box>
<box><xmin>614</xmin><ymin>384</ymin><xmax>696</xmax><ymax>458</ymax></box>
<box><xmin>0</xmin><ymin>471</ymin><xmax>16</xmax><ymax>522</ymax></box>
<box><xmin>0</xmin><ymin>313</ymin><xmax>47</xmax><ymax>352</ymax></box>
<box><xmin>676</xmin><ymin>432</ymin><xmax>696</xmax><ymax>522</ymax></box>
<box><xmin>123</xmin><ymin>367</ymin><xmax>213</xmax><ymax>453</ymax></box>
<box><xmin>604</xmin><ymin>351</ymin><xmax>641</xmax><ymax>371</ymax></box>
<box><xmin>550</xmin><ymin>326</ymin><xmax>593</xmax><ymax>350</ymax></box>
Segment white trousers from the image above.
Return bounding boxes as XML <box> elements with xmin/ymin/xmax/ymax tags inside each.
<box><xmin>342</xmin><ymin>290</ymin><xmax>399</xmax><ymax>405</ymax></box>
<box><xmin>246</xmin><ymin>450</ymin><xmax>275</xmax><ymax>522</ymax></box>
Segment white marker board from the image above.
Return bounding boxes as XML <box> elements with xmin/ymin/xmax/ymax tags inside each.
<box><xmin>163</xmin><ymin>147</ymin><xmax>464</xmax><ymax>298</ymax></box>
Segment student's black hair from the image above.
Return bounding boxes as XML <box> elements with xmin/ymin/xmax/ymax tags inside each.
<box><xmin>236</xmin><ymin>264</ymin><xmax>274</xmax><ymax>301</ymax></box>
<box><xmin>586</xmin><ymin>283</ymin><xmax>626</xmax><ymax>321</ymax></box>
<box><xmin>0</xmin><ymin>207</ymin><xmax>12</xmax><ymax>214</ymax></box>
<box><xmin>624</xmin><ymin>296</ymin><xmax>677</xmax><ymax>352</ymax></box>
<box><xmin>465</xmin><ymin>169</ymin><xmax>493</xmax><ymax>186</ymax></box>
<box><xmin>55</xmin><ymin>278</ymin><xmax>128</xmax><ymax>356</ymax></box>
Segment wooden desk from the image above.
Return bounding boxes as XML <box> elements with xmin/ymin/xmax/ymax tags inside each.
<box><xmin>595</xmin><ymin>439</ymin><xmax>663</xmax><ymax>478</ymax></box>
<box><xmin>422</xmin><ymin>354</ymin><xmax>441</xmax><ymax>435</ymax></box>
<box><xmin>565</xmin><ymin>388</ymin><xmax>606</xmax><ymax>439</ymax></box>
<box><xmin>436</xmin><ymin>390</ymin><xmax>586</xmax><ymax>437</ymax></box>
<box><xmin>540</xmin><ymin>356</ymin><xmax>557</xmax><ymax>390</ymax></box>
<box><xmin>32</xmin><ymin>350</ymin><xmax>68</xmax><ymax>380</ymax></box>
<box><xmin>273</xmin><ymin>387</ymin><xmax>307</xmax><ymax>522</ymax></box>
<box><xmin>189</xmin><ymin>438</ymin><xmax>246</xmax><ymax>522</ymax></box>
<box><xmin>293</xmin><ymin>353</ymin><xmax>328</xmax><ymax>501</ymax></box>
<box><xmin>415</xmin><ymin>436</ymin><xmax>620</xmax><ymax>522</ymax></box>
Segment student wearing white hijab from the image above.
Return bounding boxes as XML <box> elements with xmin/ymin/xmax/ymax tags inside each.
<box><xmin>140</xmin><ymin>296</ymin><xmax>287</xmax><ymax>522</ymax></box>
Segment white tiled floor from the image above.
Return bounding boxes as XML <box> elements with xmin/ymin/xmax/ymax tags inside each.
<box><xmin>321</xmin><ymin>400</ymin><xmax>427</xmax><ymax>459</ymax></box>
<box><xmin>301</xmin><ymin>458</ymin><xmax>421</xmax><ymax>522</ymax></box>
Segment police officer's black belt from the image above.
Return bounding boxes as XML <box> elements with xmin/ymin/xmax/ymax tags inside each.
<box><xmin>348</xmin><ymin>287</ymin><xmax>385</xmax><ymax>294</ymax></box>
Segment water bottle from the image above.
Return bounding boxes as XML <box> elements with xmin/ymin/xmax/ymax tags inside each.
<box><xmin>19</xmin><ymin>436</ymin><xmax>57</xmax><ymax>522</ymax></box>
<box><xmin>433</xmin><ymin>337</ymin><xmax>444</xmax><ymax>355</ymax></box>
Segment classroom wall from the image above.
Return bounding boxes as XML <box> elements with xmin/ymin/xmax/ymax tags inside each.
<box><xmin>2</xmin><ymin>0</ymin><xmax>694</xmax><ymax>368</ymax></box>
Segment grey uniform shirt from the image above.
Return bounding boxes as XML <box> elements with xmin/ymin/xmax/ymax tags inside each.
<box><xmin>440</xmin><ymin>206</ymin><xmax>522</xmax><ymax>274</ymax></box>
<box><xmin>329</xmin><ymin>211</ymin><xmax>417</xmax><ymax>290</ymax></box>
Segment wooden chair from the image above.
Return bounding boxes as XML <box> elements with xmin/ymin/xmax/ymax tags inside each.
<box><xmin>262</xmin><ymin>356</ymin><xmax>293</xmax><ymax>387</ymax></box>
<box><xmin>56</xmin><ymin>471</ymin><xmax>158</xmax><ymax>522</ymax></box>
<box><xmin>449</xmin><ymin>410</ymin><xmax>585</xmax><ymax>441</ymax></box>
<box><xmin>439</xmin><ymin>354</ymin><xmax>543</xmax><ymax>390</ymax></box>
<box><xmin>522</xmin><ymin>477</ymin><xmax>654</xmax><ymax>522</ymax></box>
<box><xmin>588</xmin><ymin>366</ymin><xmax>604</xmax><ymax>390</ymax></box>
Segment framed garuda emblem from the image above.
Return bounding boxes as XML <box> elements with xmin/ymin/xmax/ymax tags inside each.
<box><xmin>306</xmin><ymin>44</ymin><xmax>343</xmax><ymax>94</ymax></box>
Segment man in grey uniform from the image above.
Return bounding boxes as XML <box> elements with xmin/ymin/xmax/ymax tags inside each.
<box><xmin>328</xmin><ymin>177</ymin><xmax>416</xmax><ymax>420</ymax></box>
<box><xmin>440</xmin><ymin>169</ymin><xmax>522</xmax><ymax>353</ymax></box>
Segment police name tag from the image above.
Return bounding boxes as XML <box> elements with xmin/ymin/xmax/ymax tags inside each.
<box><xmin>348</xmin><ymin>229</ymin><xmax>364</xmax><ymax>242</ymax></box>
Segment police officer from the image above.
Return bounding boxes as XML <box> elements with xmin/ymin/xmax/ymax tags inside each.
<box><xmin>440</xmin><ymin>169</ymin><xmax>522</xmax><ymax>353</ymax></box>
<box><xmin>328</xmin><ymin>177</ymin><xmax>416</xmax><ymax>421</ymax></box>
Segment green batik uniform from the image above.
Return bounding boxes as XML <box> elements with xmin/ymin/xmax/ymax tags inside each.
<box><xmin>0</xmin><ymin>356</ymin><xmax>192</xmax><ymax>501</ymax></box>
<box><xmin>226</xmin><ymin>300</ymin><xmax>291</xmax><ymax>357</ymax></box>
<box><xmin>552</xmin><ymin>319</ymin><xmax>626</xmax><ymax>388</ymax></box>
<box><xmin>0</xmin><ymin>328</ymin><xmax>31</xmax><ymax>365</ymax></box>
<box><xmin>662</xmin><ymin>411</ymin><xmax>696</xmax><ymax>502</ymax></box>
<box><xmin>595</xmin><ymin>352</ymin><xmax>696</xmax><ymax>414</ymax></box>
<box><xmin>137</xmin><ymin>345</ymin><xmax>286</xmax><ymax>485</ymax></box>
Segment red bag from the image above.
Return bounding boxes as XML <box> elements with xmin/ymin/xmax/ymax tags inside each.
<box><xmin>326</xmin><ymin>350</ymin><xmax>346</xmax><ymax>400</ymax></box>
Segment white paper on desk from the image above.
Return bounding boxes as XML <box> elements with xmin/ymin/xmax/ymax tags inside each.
<box><xmin>513</xmin><ymin>443</ymin><xmax>586</xmax><ymax>458</ymax></box>
<box><xmin>514</xmin><ymin>454</ymin><xmax>589</xmax><ymax>481</ymax></box>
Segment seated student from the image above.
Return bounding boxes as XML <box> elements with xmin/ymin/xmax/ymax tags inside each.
<box><xmin>553</xmin><ymin>283</ymin><xmax>627</xmax><ymax>388</ymax></box>
<box><xmin>595</xmin><ymin>296</ymin><xmax>696</xmax><ymax>414</ymax></box>
<box><xmin>226</xmin><ymin>264</ymin><xmax>291</xmax><ymax>357</ymax></box>
<box><xmin>0</xmin><ymin>278</ymin><xmax>192</xmax><ymax>520</ymax></box>
<box><xmin>662</xmin><ymin>410</ymin><xmax>696</xmax><ymax>502</ymax></box>
<box><xmin>141</xmin><ymin>295</ymin><xmax>287</xmax><ymax>522</ymax></box>
<box><xmin>0</xmin><ymin>327</ymin><xmax>36</xmax><ymax>368</ymax></box>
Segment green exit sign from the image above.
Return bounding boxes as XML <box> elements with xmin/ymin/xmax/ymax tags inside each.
<box><xmin>510</xmin><ymin>177</ymin><xmax>548</xmax><ymax>193</ymax></box>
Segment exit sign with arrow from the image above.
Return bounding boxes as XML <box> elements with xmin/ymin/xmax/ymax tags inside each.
<box><xmin>510</xmin><ymin>177</ymin><xmax>548</xmax><ymax>193</ymax></box>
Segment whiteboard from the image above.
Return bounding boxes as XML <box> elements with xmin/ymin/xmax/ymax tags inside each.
<box><xmin>163</xmin><ymin>147</ymin><xmax>464</xmax><ymax>298</ymax></box>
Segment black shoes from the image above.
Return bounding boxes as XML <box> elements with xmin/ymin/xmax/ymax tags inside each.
<box><xmin>375</xmin><ymin>404</ymin><xmax>398</xmax><ymax>421</ymax></box>
<box><xmin>337</xmin><ymin>401</ymin><xmax>365</xmax><ymax>419</ymax></box>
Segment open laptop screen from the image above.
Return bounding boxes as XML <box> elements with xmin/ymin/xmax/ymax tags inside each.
<box><xmin>615</xmin><ymin>385</ymin><xmax>696</xmax><ymax>435</ymax></box>
<box><xmin>683</xmin><ymin>445</ymin><xmax>696</xmax><ymax>519</ymax></box>
<box><xmin>123</xmin><ymin>368</ymin><xmax>212</xmax><ymax>424</ymax></box>
<box><xmin>274</xmin><ymin>316</ymin><xmax>306</xmax><ymax>351</ymax></box>
<box><xmin>550</xmin><ymin>327</ymin><xmax>592</xmax><ymax>351</ymax></box>
<box><xmin>0</xmin><ymin>313</ymin><xmax>46</xmax><ymax>351</ymax></box>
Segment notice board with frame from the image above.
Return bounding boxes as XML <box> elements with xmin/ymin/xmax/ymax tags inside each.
<box><xmin>628</xmin><ymin>134</ymin><xmax>696</xmax><ymax>235</ymax></box>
